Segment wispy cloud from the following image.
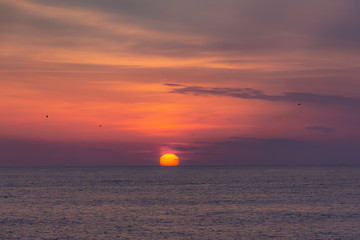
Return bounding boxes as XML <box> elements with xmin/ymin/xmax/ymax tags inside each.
<box><xmin>168</xmin><ymin>85</ymin><xmax>360</xmax><ymax>107</ymax></box>
<box><xmin>3</xmin><ymin>0</ymin><xmax>360</xmax><ymax>69</ymax></box>
<box><xmin>162</xmin><ymin>143</ymin><xmax>198</xmax><ymax>152</ymax></box>
<box><xmin>163</xmin><ymin>83</ymin><xmax>184</xmax><ymax>87</ymax></box>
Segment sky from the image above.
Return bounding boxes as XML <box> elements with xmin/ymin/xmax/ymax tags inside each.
<box><xmin>1</xmin><ymin>0</ymin><xmax>360</xmax><ymax>166</ymax></box>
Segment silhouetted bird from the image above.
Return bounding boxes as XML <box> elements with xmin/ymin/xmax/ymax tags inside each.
<box><xmin>46</xmin><ymin>115</ymin><xmax>48</xmax><ymax>118</ymax></box>
<box><xmin>100</xmin><ymin>125</ymin><xmax>102</xmax><ymax>127</ymax></box>
<box><xmin>298</xmin><ymin>103</ymin><xmax>301</xmax><ymax>106</ymax></box>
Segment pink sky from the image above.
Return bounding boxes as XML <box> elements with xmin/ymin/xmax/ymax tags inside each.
<box><xmin>1</xmin><ymin>0</ymin><xmax>360</xmax><ymax>166</ymax></box>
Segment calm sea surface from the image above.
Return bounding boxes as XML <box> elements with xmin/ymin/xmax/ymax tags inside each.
<box><xmin>0</xmin><ymin>166</ymin><xmax>360</xmax><ymax>239</ymax></box>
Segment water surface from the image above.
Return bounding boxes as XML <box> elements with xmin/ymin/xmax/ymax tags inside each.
<box><xmin>0</xmin><ymin>166</ymin><xmax>359</xmax><ymax>239</ymax></box>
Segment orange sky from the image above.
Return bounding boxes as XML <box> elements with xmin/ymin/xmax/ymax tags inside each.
<box><xmin>1</xmin><ymin>0</ymin><xmax>360</xmax><ymax>166</ymax></box>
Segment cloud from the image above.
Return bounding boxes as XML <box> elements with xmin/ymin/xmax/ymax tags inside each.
<box><xmin>2</xmin><ymin>0</ymin><xmax>360</xmax><ymax>68</ymax></box>
<box><xmin>162</xmin><ymin>143</ymin><xmax>198</xmax><ymax>152</ymax></box>
<box><xmin>166</xmin><ymin>137</ymin><xmax>360</xmax><ymax>165</ymax></box>
<box><xmin>306</xmin><ymin>126</ymin><xmax>336</xmax><ymax>133</ymax></box>
<box><xmin>169</xmin><ymin>85</ymin><xmax>360</xmax><ymax>107</ymax></box>
<box><xmin>0</xmin><ymin>138</ymin><xmax>159</xmax><ymax>166</ymax></box>
<box><xmin>1</xmin><ymin>136</ymin><xmax>359</xmax><ymax>166</ymax></box>
<box><xmin>163</xmin><ymin>83</ymin><xmax>184</xmax><ymax>87</ymax></box>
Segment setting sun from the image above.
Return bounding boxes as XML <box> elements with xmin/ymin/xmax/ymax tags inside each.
<box><xmin>160</xmin><ymin>154</ymin><xmax>179</xmax><ymax>166</ymax></box>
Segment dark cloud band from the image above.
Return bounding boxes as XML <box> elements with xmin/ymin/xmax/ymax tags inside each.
<box><xmin>167</xmin><ymin>85</ymin><xmax>360</xmax><ymax>107</ymax></box>
<box><xmin>306</xmin><ymin>126</ymin><xmax>336</xmax><ymax>133</ymax></box>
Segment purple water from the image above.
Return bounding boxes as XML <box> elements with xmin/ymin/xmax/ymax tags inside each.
<box><xmin>1</xmin><ymin>166</ymin><xmax>359</xmax><ymax>239</ymax></box>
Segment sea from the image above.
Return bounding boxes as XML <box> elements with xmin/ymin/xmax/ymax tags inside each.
<box><xmin>0</xmin><ymin>166</ymin><xmax>359</xmax><ymax>240</ymax></box>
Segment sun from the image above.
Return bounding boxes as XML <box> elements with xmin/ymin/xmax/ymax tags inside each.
<box><xmin>160</xmin><ymin>153</ymin><xmax>179</xmax><ymax>166</ymax></box>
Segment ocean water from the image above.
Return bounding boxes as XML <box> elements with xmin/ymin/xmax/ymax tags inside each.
<box><xmin>0</xmin><ymin>166</ymin><xmax>360</xmax><ymax>240</ymax></box>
